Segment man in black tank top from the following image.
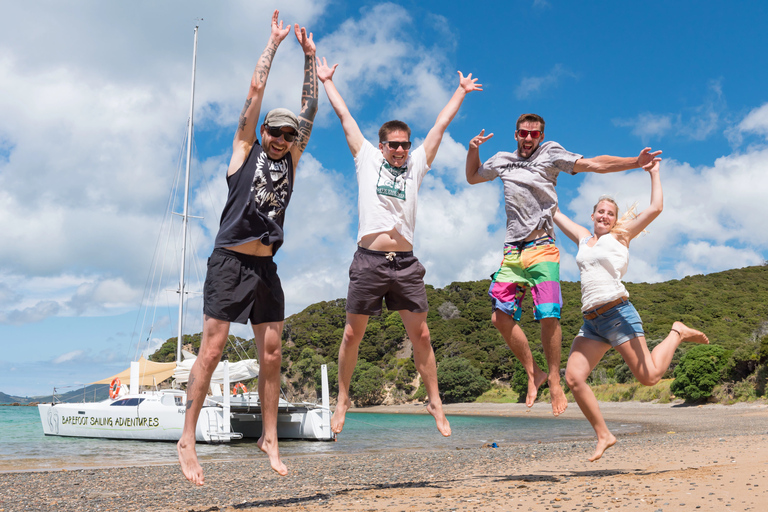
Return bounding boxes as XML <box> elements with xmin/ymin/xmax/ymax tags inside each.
<box><xmin>178</xmin><ymin>10</ymin><xmax>318</xmax><ymax>486</ymax></box>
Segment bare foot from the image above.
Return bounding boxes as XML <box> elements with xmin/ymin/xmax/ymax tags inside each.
<box><xmin>331</xmin><ymin>397</ymin><xmax>351</xmax><ymax>434</ymax></box>
<box><xmin>526</xmin><ymin>369</ymin><xmax>548</xmax><ymax>408</ymax></box>
<box><xmin>549</xmin><ymin>380</ymin><xmax>568</xmax><ymax>417</ymax></box>
<box><xmin>672</xmin><ymin>321</ymin><xmax>709</xmax><ymax>344</ymax></box>
<box><xmin>177</xmin><ymin>437</ymin><xmax>204</xmax><ymax>486</ymax></box>
<box><xmin>589</xmin><ymin>433</ymin><xmax>617</xmax><ymax>462</ymax></box>
<box><xmin>425</xmin><ymin>401</ymin><xmax>451</xmax><ymax>437</ymax></box>
<box><xmin>257</xmin><ymin>435</ymin><xmax>288</xmax><ymax>476</ymax></box>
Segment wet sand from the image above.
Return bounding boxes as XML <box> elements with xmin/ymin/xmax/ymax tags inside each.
<box><xmin>1</xmin><ymin>401</ymin><xmax>767</xmax><ymax>511</ymax></box>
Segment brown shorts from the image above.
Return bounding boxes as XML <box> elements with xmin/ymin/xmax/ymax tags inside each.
<box><xmin>203</xmin><ymin>248</ymin><xmax>284</xmax><ymax>325</ymax></box>
<box><xmin>346</xmin><ymin>246</ymin><xmax>428</xmax><ymax>315</ymax></box>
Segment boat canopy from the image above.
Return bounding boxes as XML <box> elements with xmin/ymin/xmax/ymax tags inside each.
<box><xmin>91</xmin><ymin>356</ymin><xmax>177</xmax><ymax>386</ymax></box>
<box><xmin>173</xmin><ymin>352</ymin><xmax>260</xmax><ymax>384</ymax></box>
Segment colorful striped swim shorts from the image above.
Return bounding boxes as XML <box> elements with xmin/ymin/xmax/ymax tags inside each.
<box><xmin>488</xmin><ymin>236</ymin><xmax>562</xmax><ymax>321</ymax></box>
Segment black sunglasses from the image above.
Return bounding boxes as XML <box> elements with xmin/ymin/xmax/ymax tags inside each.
<box><xmin>265</xmin><ymin>125</ymin><xmax>297</xmax><ymax>142</ymax></box>
<box><xmin>382</xmin><ymin>141</ymin><xmax>412</xmax><ymax>150</ymax></box>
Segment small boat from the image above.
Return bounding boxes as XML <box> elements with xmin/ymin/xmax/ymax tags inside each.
<box><xmin>38</xmin><ymin>25</ymin><xmax>333</xmax><ymax>444</ymax></box>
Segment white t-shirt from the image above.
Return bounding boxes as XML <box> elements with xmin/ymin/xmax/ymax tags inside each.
<box><xmin>576</xmin><ymin>234</ymin><xmax>630</xmax><ymax>311</ymax></box>
<box><xmin>354</xmin><ymin>139</ymin><xmax>430</xmax><ymax>245</ymax></box>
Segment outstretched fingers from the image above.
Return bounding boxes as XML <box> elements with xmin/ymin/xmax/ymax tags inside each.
<box><xmin>294</xmin><ymin>24</ymin><xmax>315</xmax><ymax>54</ymax></box>
<box><xmin>316</xmin><ymin>57</ymin><xmax>338</xmax><ymax>82</ymax></box>
<box><xmin>637</xmin><ymin>147</ymin><xmax>663</xmax><ymax>167</ymax></box>
<box><xmin>270</xmin><ymin>10</ymin><xmax>291</xmax><ymax>41</ymax></box>
<box><xmin>457</xmin><ymin>71</ymin><xmax>483</xmax><ymax>92</ymax></box>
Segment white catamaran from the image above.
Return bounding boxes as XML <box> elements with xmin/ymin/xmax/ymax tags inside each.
<box><xmin>38</xmin><ymin>26</ymin><xmax>333</xmax><ymax>444</ymax></box>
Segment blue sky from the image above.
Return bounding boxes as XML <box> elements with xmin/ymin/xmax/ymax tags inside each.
<box><xmin>2</xmin><ymin>1</ymin><xmax>767</xmax><ymax>397</ymax></box>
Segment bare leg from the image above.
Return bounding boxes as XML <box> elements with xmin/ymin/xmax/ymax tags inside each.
<box><xmin>617</xmin><ymin>321</ymin><xmax>709</xmax><ymax>386</ymax></box>
<box><xmin>177</xmin><ymin>315</ymin><xmax>230</xmax><ymax>485</ymax></box>
<box><xmin>492</xmin><ymin>311</ymin><xmax>547</xmax><ymax>408</ymax></box>
<box><xmin>541</xmin><ymin>317</ymin><xmax>567</xmax><ymax>416</ymax></box>
<box><xmin>331</xmin><ymin>313</ymin><xmax>369</xmax><ymax>434</ymax></box>
<box><xmin>252</xmin><ymin>321</ymin><xmax>288</xmax><ymax>476</ymax></box>
<box><xmin>565</xmin><ymin>336</ymin><xmax>614</xmax><ymax>461</ymax></box>
<box><xmin>400</xmin><ymin>310</ymin><xmax>451</xmax><ymax>436</ymax></box>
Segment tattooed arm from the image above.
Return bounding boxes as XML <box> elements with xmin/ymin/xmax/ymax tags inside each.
<box><xmin>227</xmin><ymin>10</ymin><xmax>291</xmax><ymax>177</ymax></box>
<box><xmin>290</xmin><ymin>23</ymin><xmax>318</xmax><ymax>167</ymax></box>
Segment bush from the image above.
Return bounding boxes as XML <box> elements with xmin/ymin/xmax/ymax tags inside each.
<box><xmin>437</xmin><ymin>357</ymin><xmax>490</xmax><ymax>403</ymax></box>
<box><xmin>671</xmin><ymin>345</ymin><xmax>728</xmax><ymax>402</ymax></box>
<box><xmin>350</xmin><ymin>360</ymin><xmax>385</xmax><ymax>406</ymax></box>
<box><xmin>510</xmin><ymin>351</ymin><xmax>547</xmax><ymax>402</ymax></box>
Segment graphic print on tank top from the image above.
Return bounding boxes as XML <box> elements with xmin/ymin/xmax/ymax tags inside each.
<box><xmin>376</xmin><ymin>160</ymin><xmax>407</xmax><ymax>200</ymax></box>
<box><xmin>248</xmin><ymin>151</ymin><xmax>291</xmax><ymax>220</ymax></box>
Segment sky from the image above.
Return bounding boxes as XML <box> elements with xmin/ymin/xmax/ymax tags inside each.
<box><xmin>1</xmin><ymin>0</ymin><xmax>767</xmax><ymax>397</ymax></box>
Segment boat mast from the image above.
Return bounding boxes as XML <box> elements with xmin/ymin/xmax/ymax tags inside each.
<box><xmin>177</xmin><ymin>25</ymin><xmax>198</xmax><ymax>363</ymax></box>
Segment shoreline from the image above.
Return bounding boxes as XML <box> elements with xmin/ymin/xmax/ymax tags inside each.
<box><xmin>1</xmin><ymin>401</ymin><xmax>767</xmax><ymax>511</ymax></box>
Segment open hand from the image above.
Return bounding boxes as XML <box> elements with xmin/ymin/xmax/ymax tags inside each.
<box><xmin>458</xmin><ymin>71</ymin><xmax>483</xmax><ymax>93</ymax></box>
<box><xmin>270</xmin><ymin>10</ymin><xmax>291</xmax><ymax>43</ymax></box>
<box><xmin>637</xmin><ymin>147</ymin><xmax>662</xmax><ymax>168</ymax></box>
<box><xmin>316</xmin><ymin>57</ymin><xmax>337</xmax><ymax>83</ymax></box>
<box><xmin>294</xmin><ymin>24</ymin><xmax>315</xmax><ymax>55</ymax></box>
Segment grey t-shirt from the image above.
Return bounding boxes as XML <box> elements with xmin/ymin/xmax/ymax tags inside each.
<box><xmin>478</xmin><ymin>141</ymin><xmax>582</xmax><ymax>242</ymax></box>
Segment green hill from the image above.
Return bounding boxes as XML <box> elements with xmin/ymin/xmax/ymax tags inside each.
<box><xmin>148</xmin><ymin>264</ymin><xmax>768</xmax><ymax>404</ymax></box>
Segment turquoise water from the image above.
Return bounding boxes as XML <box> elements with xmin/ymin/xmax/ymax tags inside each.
<box><xmin>0</xmin><ymin>406</ymin><xmax>640</xmax><ymax>472</ymax></box>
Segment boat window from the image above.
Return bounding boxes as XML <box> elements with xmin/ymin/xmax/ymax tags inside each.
<box><xmin>110</xmin><ymin>398</ymin><xmax>145</xmax><ymax>406</ymax></box>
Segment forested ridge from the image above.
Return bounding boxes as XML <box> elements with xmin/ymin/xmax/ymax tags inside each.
<box><xmin>149</xmin><ymin>264</ymin><xmax>768</xmax><ymax>405</ymax></box>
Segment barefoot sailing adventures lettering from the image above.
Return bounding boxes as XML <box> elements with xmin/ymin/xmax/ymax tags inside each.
<box><xmin>60</xmin><ymin>415</ymin><xmax>161</xmax><ymax>427</ymax></box>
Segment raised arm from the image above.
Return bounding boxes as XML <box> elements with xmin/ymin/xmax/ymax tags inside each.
<box><xmin>228</xmin><ymin>10</ymin><xmax>291</xmax><ymax>176</ymax></box>
<box><xmin>553</xmin><ymin>208</ymin><xmax>591</xmax><ymax>245</ymax></box>
<box><xmin>621</xmin><ymin>160</ymin><xmax>663</xmax><ymax>242</ymax></box>
<box><xmin>290</xmin><ymin>23</ymin><xmax>318</xmax><ymax>166</ymax></box>
<box><xmin>422</xmin><ymin>71</ymin><xmax>482</xmax><ymax>166</ymax></box>
<box><xmin>465</xmin><ymin>129</ymin><xmax>494</xmax><ymax>184</ymax></box>
<box><xmin>316</xmin><ymin>57</ymin><xmax>365</xmax><ymax>157</ymax></box>
<box><xmin>573</xmin><ymin>147</ymin><xmax>662</xmax><ymax>175</ymax></box>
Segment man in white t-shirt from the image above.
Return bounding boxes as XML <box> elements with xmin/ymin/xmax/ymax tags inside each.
<box><xmin>317</xmin><ymin>57</ymin><xmax>481</xmax><ymax>435</ymax></box>
<box><xmin>465</xmin><ymin>114</ymin><xmax>661</xmax><ymax>417</ymax></box>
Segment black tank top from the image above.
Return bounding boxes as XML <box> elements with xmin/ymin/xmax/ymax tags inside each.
<box><xmin>214</xmin><ymin>141</ymin><xmax>294</xmax><ymax>254</ymax></box>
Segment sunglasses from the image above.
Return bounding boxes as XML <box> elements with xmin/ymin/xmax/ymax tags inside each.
<box><xmin>382</xmin><ymin>141</ymin><xmax>412</xmax><ymax>150</ymax></box>
<box><xmin>265</xmin><ymin>125</ymin><xmax>297</xmax><ymax>142</ymax></box>
<box><xmin>517</xmin><ymin>129</ymin><xmax>542</xmax><ymax>139</ymax></box>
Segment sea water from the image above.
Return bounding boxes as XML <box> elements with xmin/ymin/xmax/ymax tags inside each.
<box><xmin>0</xmin><ymin>406</ymin><xmax>641</xmax><ymax>472</ymax></box>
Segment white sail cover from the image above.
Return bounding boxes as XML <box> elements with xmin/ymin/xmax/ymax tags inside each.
<box><xmin>173</xmin><ymin>351</ymin><xmax>259</xmax><ymax>384</ymax></box>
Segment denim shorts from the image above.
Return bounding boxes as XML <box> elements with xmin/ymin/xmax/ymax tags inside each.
<box><xmin>577</xmin><ymin>300</ymin><xmax>644</xmax><ymax>347</ymax></box>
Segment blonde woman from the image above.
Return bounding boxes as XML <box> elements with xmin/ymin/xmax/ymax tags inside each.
<box><xmin>554</xmin><ymin>160</ymin><xmax>708</xmax><ymax>462</ymax></box>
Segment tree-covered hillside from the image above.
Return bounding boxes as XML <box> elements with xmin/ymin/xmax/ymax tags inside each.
<box><xmin>150</xmin><ymin>265</ymin><xmax>768</xmax><ymax>405</ymax></box>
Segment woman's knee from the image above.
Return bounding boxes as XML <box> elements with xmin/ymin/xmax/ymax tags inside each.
<box><xmin>564</xmin><ymin>365</ymin><xmax>588</xmax><ymax>389</ymax></box>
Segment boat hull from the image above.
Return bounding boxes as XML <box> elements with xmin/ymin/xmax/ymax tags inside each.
<box><xmin>37</xmin><ymin>392</ymin><xmax>225</xmax><ymax>442</ymax></box>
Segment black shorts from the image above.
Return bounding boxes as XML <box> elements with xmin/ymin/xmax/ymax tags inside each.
<box><xmin>346</xmin><ymin>247</ymin><xmax>428</xmax><ymax>315</ymax></box>
<box><xmin>203</xmin><ymin>248</ymin><xmax>284</xmax><ymax>325</ymax></box>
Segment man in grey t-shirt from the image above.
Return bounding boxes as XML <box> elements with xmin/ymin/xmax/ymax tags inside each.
<box><xmin>465</xmin><ymin>113</ymin><xmax>661</xmax><ymax>416</ymax></box>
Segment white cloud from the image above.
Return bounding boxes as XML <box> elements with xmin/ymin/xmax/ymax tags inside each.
<box><xmin>279</xmin><ymin>153</ymin><xmax>357</xmax><ymax>315</ymax></box>
<box><xmin>53</xmin><ymin>350</ymin><xmax>85</xmax><ymax>365</ymax></box>
<box><xmin>613</xmin><ymin>80</ymin><xmax>725</xmax><ymax>144</ymax></box>
<box><xmin>613</xmin><ymin>113</ymin><xmax>674</xmax><ymax>144</ymax></box>
<box><xmin>738</xmin><ymin>103</ymin><xmax>768</xmax><ymax>136</ymax></box>
<box><xmin>515</xmin><ymin>64</ymin><xmax>577</xmax><ymax>99</ymax></box>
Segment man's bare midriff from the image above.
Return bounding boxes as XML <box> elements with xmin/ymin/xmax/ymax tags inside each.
<box><xmin>226</xmin><ymin>239</ymin><xmax>274</xmax><ymax>257</ymax></box>
<box><xmin>524</xmin><ymin>228</ymin><xmax>549</xmax><ymax>241</ymax></box>
<box><xmin>359</xmin><ymin>229</ymin><xmax>413</xmax><ymax>252</ymax></box>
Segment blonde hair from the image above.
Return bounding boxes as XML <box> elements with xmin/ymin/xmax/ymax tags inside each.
<box><xmin>592</xmin><ymin>195</ymin><xmax>639</xmax><ymax>238</ymax></box>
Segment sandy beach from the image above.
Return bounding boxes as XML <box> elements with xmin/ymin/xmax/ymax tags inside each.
<box><xmin>1</xmin><ymin>401</ymin><xmax>767</xmax><ymax>511</ymax></box>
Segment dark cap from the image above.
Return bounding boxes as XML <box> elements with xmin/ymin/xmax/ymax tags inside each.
<box><xmin>264</xmin><ymin>108</ymin><xmax>299</xmax><ymax>132</ymax></box>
